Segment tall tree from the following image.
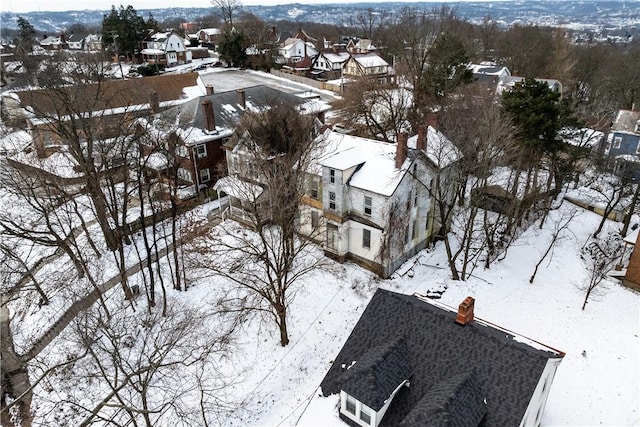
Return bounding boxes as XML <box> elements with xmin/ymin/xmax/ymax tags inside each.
<box><xmin>188</xmin><ymin>101</ymin><xmax>328</xmax><ymax>346</ymax></box>
<box><xmin>219</xmin><ymin>30</ymin><xmax>247</xmax><ymax>67</ymax></box>
<box><xmin>102</xmin><ymin>5</ymin><xmax>148</xmax><ymax>60</ymax></box>
<box><xmin>15</xmin><ymin>17</ymin><xmax>36</xmax><ymax>52</ymax></box>
<box><xmin>213</xmin><ymin>0</ymin><xmax>242</xmax><ymax>29</ymax></box>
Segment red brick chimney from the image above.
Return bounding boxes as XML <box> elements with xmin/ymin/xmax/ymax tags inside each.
<box><xmin>455</xmin><ymin>296</ymin><xmax>475</xmax><ymax>326</ymax></box>
<box><xmin>396</xmin><ymin>132</ymin><xmax>408</xmax><ymax>169</ymax></box>
<box><xmin>426</xmin><ymin>112</ymin><xmax>439</xmax><ymax>130</ymax></box>
<box><xmin>149</xmin><ymin>91</ymin><xmax>159</xmax><ymax>113</ymax></box>
<box><xmin>417</xmin><ymin>124</ymin><xmax>427</xmax><ymax>150</ymax></box>
<box><xmin>205</xmin><ymin>85</ymin><xmax>214</xmax><ymax>95</ymax></box>
<box><xmin>237</xmin><ymin>88</ymin><xmax>246</xmax><ymax>109</ymax></box>
<box><xmin>202</xmin><ymin>99</ymin><xmax>216</xmax><ymax>132</ymax></box>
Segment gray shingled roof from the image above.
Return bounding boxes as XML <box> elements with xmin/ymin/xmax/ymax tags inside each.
<box><xmin>171</xmin><ymin>85</ymin><xmax>308</xmax><ymax>132</ymax></box>
<box><xmin>341</xmin><ymin>338</ymin><xmax>412</xmax><ymax>411</ymax></box>
<box><xmin>320</xmin><ymin>289</ymin><xmax>563</xmax><ymax>426</ymax></box>
<box><xmin>400</xmin><ymin>369</ymin><xmax>487</xmax><ymax>427</ymax></box>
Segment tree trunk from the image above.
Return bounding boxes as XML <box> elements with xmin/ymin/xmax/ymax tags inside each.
<box><xmin>277</xmin><ymin>308</ymin><xmax>289</xmax><ymax>347</ymax></box>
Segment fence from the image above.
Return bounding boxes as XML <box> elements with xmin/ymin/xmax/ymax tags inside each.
<box><xmin>269</xmin><ymin>68</ymin><xmax>343</xmax><ymax>94</ymax></box>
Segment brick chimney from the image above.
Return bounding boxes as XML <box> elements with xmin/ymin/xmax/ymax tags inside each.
<box><xmin>426</xmin><ymin>112</ymin><xmax>439</xmax><ymax>130</ymax></box>
<box><xmin>417</xmin><ymin>124</ymin><xmax>427</xmax><ymax>151</ymax></box>
<box><xmin>149</xmin><ymin>91</ymin><xmax>159</xmax><ymax>113</ymax></box>
<box><xmin>396</xmin><ymin>132</ymin><xmax>408</xmax><ymax>169</ymax></box>
<box><xmin>205</xmin><ymin>85</ymin><xmax>214</xmax><ymax>95</ymax></box>
<box><xmin>455</xmin><ymin>296</ymin><xmax>475</xmax><ymax>326</ymax></box>
<box><xmin>202</xmin><ymin>99</ymin><xmax>216</xmax><ymax>132</ymax></box>
<box><xmin>237</xmin><ymin>88</ymin><xmax>246</xmax><ymax>109</ymax></box>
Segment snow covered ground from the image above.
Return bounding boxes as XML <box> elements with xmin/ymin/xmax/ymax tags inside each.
<box><xmin>19</xmin><ymin>198</ymin><xmax>640</xmax><ymax>426</ymax></box>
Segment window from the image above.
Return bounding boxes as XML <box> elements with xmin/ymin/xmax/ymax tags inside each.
<box><xmin>412</xmin><ymin>218</ymin><xmax>418</xmax><ymax>240</ymax></box>
<box><xmin>362</xmin><ymin>229</ymin><xmax>371</xmax><ymax>249</ymax></box>
<box><xmin>614</xmin><ymin>136</ymin><xmax>622</xmax><ymax>149</ymax></box>
<box><xmin>359</xmin><ymin>405</ymin><xmax>371</xmax><ymax>424</ymax></box>
<box><xmin>327</xmin><ymin>223</ymin><xmax>339</xmax><ymax>250</ymax></box>
<box><xmin>329</xmin><ymin>168</ymin><xmax>336</xmax><ymax>184</ymax></box>
<box><xmin>345</xmin><ymin>394</ymin><xmax>356</xmax><ymax>415</ymax></box>
<box><xmin>196</xmin><ymin>144</ymin><xmax>207</xmax><ymax>158</ymax></box>
<box><xmin>177</xmin><ymin>167</ymin><xmax>192</xmax><ymax>183</ymax></box>
<box><xmin>364</xmin><ymin>196</ymin><xmax>372</xmax><ymax>216</ymax></box>
<box><xmin>311</xmin><ymin>210</ymin><xmax>319</xmax><ymax>229</ymax></box>
<box><xmin>176</xmin><ymin>145</ymin><xmax>189</xmax><ymax>158</ymax></box>
<box><xmin>310</xmin><ymin>180</ymin><xmax>319</xmax><ymax>199</ymax></box>
<box><xmin>329</xmin><ymin>191</ymin><xmax>336</xmax><ymax>210</ymax></box>
<box><xmin>200</xmin><ymin>168</ymin><xmax>210</xmax><ymax>183</ymax></box>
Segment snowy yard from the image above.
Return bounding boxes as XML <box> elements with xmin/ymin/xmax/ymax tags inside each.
<box><xmin>15</xmin><ymin>198</ymin><xmax>640</xmax><ymax>426</ymax></box>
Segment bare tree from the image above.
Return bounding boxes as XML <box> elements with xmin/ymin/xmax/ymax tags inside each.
<box><xmin>213</xmin><ymin>0</ymin><xmax>242</xmax><ymax>29</ymax></box>
<box><xmin>529</xmin><ymin>208</ymin><xmax>578</xmax><ymax>284</ymax></box>
<box><xmin>63</xmin><ymin>300</ymin><xmax>237</xmax><ymax>426</ymax></box>
<box><xmin>188</xmin><ymin>102</ymin><xmax>329</xmax><ymax>346</ymax></box>
<box><xmin>581</xmin><ymin>233</ymin><xmax>621</xmax><ymax>310</ymax></box>
<box><xmin>333</xmin><ymin>79</ymin><xmax>411</xmax><ymax>141</ymax></box>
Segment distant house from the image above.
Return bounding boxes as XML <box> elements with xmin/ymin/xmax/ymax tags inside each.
<box><xmin>343</xmin><ymin>53</ymin><xmax>394</xmax><ymax>84</ymax></box>
<box><xmin>499</xmin><ymin>76</ymin><xmax>563</xmax><ymax>95</ymax></box>
<box><xmin>39</xmin><ymin>34</ymin><xmax>66</xmax><ymax>51</ymax></box>
<box><xmin>66</xmin><ymin>33</ymin><xmax>88</xmax><ymax>50</ymax></box>
<box><xmin>195</xmin><ymin>28</ymin><xmax>222</xmax><ymax>50</ymax></box>
<box><xmin>84</xmin><ymin>33</ymin><xmax>102</xmax><ymax>52</ymax></box>
<box><xmin>320</xmin><ymin>289</ymin><xmax>565</xmax><ymax>427</ymax></box>
<box><xmin>312</xmin><ymin>51</ymin><xmax>350</xmax><ymax>79</ymax></box>
<box><xmin>277</xmin><ymin>38</ymin><xmax>319</xmax><ymax>68</ymax></box>
<box><xmin>141</xmin><ymin>31</ymin><xmax>189</xmax><ymax>67</ymax></box>
<box><xmin>468</xmin><ymin>62</ymin><xmax>511</xmax><ymax>92</ymax></box>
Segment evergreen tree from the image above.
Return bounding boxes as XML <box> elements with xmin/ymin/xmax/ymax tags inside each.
<box><xmin>102</xmin><ymin>5</ymin><xmax>147</xmax><ymax>60</ymax></box>
<box><xmin>219</xmin><ymin>30</ymin><xmax>247</xmax><ymax>68</ymax></box>
<box><xmin>16</xmin><ymin>17</ymin><xmax>36</xmax><ymax>52</ymax></box>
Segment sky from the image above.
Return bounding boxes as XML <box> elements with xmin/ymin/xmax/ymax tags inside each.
<box><xmin>3</xmin><ymin>0</ymin><xmax>484</xmax><ymax>14</ymax></box>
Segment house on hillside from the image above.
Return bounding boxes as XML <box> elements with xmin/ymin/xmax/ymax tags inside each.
<box><xmin>141</xmin><ymin>31</ymin><xmax>189</xmax><ymax>67</ymax></box>
<box><xmin>319</xmin><ymin>289</ymin><xmax>565</xmax><ymax>427</ymax></box>
<box><xmin>343</xmin><ymin>53</ymin><xmax>394</xmax><ymax>84</ymax></box>
<box><xmin>499</xmin><ymin>76</ymin><xmax>563</xmax><ymax>96</ymax></box>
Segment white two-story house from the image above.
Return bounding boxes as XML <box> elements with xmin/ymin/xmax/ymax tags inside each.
<box><xmin>298</xmin><ymin>124</ymin><xmax>460</xmax><ymax>277</ymax></box>
<box><xmin>141</xmin><ymin>31</ymin><xmax>189</xmax><ymax>67</ymax></box>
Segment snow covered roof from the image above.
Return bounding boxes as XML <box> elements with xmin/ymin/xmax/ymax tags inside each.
<box><xmin>141</xmin><ymin>48</ymin><xmax>165</xmax><ymax>55</ymax></box>
<box><xmin>559</xmin><ymin>127</ymin><xmax>604</xmax><ymax>148</ymax></box>
<box><xmin>408</xmin><ymin>126</ymin><xmax>461</xmax><ymax>169</ymax></box>
<box><xmin>0</xmin><ymin>130</ymin><xmax>31</xmax><ymax>155</ymax></box>
<box><xmin>143</xmin><ymin>152</ymin><xmax>169</xmax><ymax>170</ymax></box>
<box><xmin>318</xmin><ymin>130</ymin><xmax>409</xmax><ymax>197</ymax></box>
<box><xmin>214</xmin><ymin>175</ymin><xmax>263</xmax><ymax>200</ymax></box>
<box><xmin>351</xmin><ymin>53</ymin><xmax>389</xmax><ymax>68</ymax></box>
<box><xmin>320</xmin><ymin>52</ymin><xmax>350</xmax><ymax>64</ymax></box>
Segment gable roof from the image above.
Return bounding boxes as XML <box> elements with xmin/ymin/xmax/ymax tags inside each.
<box><xmin>341</xmin><ymin>338</ymin><xmax>412</xmax><ymax>410</ymax></box>
<box><xmin>350</xmin><ymin>53</ymin><xmax>389</xmax><ymax>68</ymax></box>
<box><xmin>408</xmin><ymin>126</ymin><xmax>461</xmax><ymax>169</ymax></box>
<box><xmin>169</xmin><ymin>85</ymin><xmax>316</xmax><ymax>145</ymax></box>
<box><xmin>400</xmin><ymin>369</ymin><xmax>487</xmax><ymax>427</ymax></box>
<box><xmin>320</xmin><ymin>289</ymin><xmax>564</xmax><ymax>426</ymax></box>
<box><xmin>318</xmin><ymin>130</ymin><xmax>410</xmax><ymax>196</ymax></box>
